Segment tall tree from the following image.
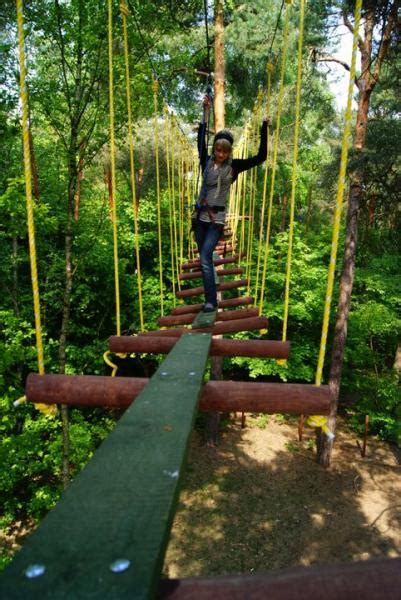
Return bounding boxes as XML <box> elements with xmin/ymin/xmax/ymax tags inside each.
<box><xmin>214</xmin><ymin>0</ymin><xmax>225</xmax><ymax>129</ymax></box>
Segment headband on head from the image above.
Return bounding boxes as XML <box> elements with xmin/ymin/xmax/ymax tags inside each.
<box><xmin>214</xmin><ymin>129</ymin><xmax>234</xmax><ymax>146</ymax></box>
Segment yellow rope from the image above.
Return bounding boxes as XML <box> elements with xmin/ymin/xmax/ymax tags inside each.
<box><xmin>246</xmin><ymin>105</ymin><xmax>262</xmax><ymax>295</ymax></box>
<box><xmin>164</xmin><ymin>109</ymin><xmax>177</xmax><ymax>302</ymax></box>
<box><xmin>179</xmin><ymin>154</ymin><xmax>185</xmax><ymax>267</ymax></box>
<box><xmin>282</xmin><ymin>0</ymin><xmax>305</xmax><ymax>344</ymax></box>
<box><xmin>238</xmin><ymin>127</ymin><xmax>249</xmax><ymax>259</ymax></box>
<box><xmin>254</xmin><ymin>62</ymin><xmax>273</xmax><ymax>308</ymax></box>
<box><xmin>108</xmin><ymin>0</ymin><xmax>121</xmax><ymax>335</ymax></box>
<box><xmin>258</xmin><ymin>1</ymin><xmax>291</xmax><ymax>314</ymax></box>
<box><xmin>170</xmin><ymin>118</ymin><xmax>180</xmax><ymax>285</ymax></box>
<box><xmin>153</xmin><ymin>79</ymin><xmax>164</xmax><ymax>316</ymax></box>
<box><xmin>103</xmin><ymin>351</ymin><xmax>119</xmax><ymax>377</ymax></box>
<box><xmin>185</xmin><ymin>154</ymin><xmax>193</xmax><ymax>260</ymax></box>
<box><xmin>120</xmin><ymin>2</ymin><xmax>144</xmax><ymax>331</ymax></box>
<box><xmin>16</xmin><ymin>0</ymin><xmax>56</xmax><ymax>417</ymax></box>
<box><xmin>231</xmin><ymin>135</ymin><xmax>246</xmax><ymax>249</ymax></box>
<box><xmin>315</xmin><ymin>0</ymin><xmax>362</xmax><ymax>386</ymax></box>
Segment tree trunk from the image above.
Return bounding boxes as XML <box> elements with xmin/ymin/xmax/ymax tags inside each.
<box><xmin>305</xmin><ymin>184</ymin><xmax>313</xmax><ymax>235</ymax></box>
<box><xmin>281</xmin><ymin>191</ymin><xmax>288</xmax><ymax>232</ymax></box>
<box><xmin>58</xmin><ymin>143</ymin><xmax>78</xmax><ymax>486</ymax></box>
<box><xmin>214</xmin><ymin>0</ymin><xmax>225</xmax><ymax>131</ymax></box>
<box><xmin>28</xmin><ymin>122</ymin><xmax>40</xmax><ymax>201</ymax></box>
<box><xmin>205</xmin><ymin>0</ymin><xmax>226</xmax><ymax>446</ymax></box>
<box><xmin>318</xmin><ymin>181</ymin><xmax>361</xmax><ymax>466</ymax></box>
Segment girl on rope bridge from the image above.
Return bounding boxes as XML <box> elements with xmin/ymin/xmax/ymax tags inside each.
<box><xmin>193</xmin><ymin>96</ymin><xmax>270</xmax><ymax>312</ymax></box>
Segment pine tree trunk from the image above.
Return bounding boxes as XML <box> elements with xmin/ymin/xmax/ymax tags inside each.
<box><xmin>58</xmin><ymin>145</ymin><xmax>78</xmax><ymax>486</ymax></box>
<box><xmin>317</xmin><ymin>85</ymin><xmax>368</xmax><ymax>467</ymax></box>
<box><xmin>318</xmin><ymin>182</ymin><xmax>361</xmax><ymax>467</ymax></box>
<box><xmin>214</xmin><ymin>0</ymin><xmax>225</xmax><ymax>131</ymax></box>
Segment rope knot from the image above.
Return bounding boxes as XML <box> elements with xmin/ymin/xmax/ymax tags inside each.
<box><xmin>119</xmin><ymin>2</ymin><xmax>129</xmax><ymax>17</ymax></box>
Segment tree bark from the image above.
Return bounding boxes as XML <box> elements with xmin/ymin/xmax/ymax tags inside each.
<box><xmin>214</xmin><ymin>0</ymin><xmax>225</xmax><ymax>131</ymax></box>
<box><xmin>204</xmin><ymin>0</ymin><xmax>226</xmax><ymax>446</ymax></box>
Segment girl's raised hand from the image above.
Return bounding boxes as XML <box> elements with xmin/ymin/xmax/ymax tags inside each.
<box><xmin>203</xmin><ymin>95</ymin><xmax>212</xmax><ymax>111</ymax></box>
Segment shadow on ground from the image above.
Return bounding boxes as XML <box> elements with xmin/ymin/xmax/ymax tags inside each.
<box><xmin>164</xmin><ymin>416</ymin><xmax>401</xmax><ymax>578</ymax></box>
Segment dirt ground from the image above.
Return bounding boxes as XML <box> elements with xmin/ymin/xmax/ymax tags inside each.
<box><xmin>163</xmin><ymin>414</ymin><xmax>401</xmax><ymax>578</ymax></box>
<box><xmin>2</xmin><ymin>414</ymin><xmax>400</xmax><ymax>577</ymax></box>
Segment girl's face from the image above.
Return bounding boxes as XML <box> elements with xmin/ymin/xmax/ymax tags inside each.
<box><xmin>214</xmin><ymin>143</ymin><xmax>231</xmax><ymax>164</ymax></box>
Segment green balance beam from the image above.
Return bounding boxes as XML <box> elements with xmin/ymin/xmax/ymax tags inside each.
<box><xmin>0</xmin><ymin>332</ymin><xmax>212</xmax><ymax>600</ymax></box>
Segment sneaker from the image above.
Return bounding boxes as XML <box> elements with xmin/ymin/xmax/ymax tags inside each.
<box><xmin>202</xmin><ymin>302</ymin><xmax>217</xmax><ymax>313</ymax></box>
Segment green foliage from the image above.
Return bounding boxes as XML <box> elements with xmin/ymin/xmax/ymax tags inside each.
<box><xmin>341</xmin><ymin>245</ymin><xmax>401</xmax><ymax>444</ymax></box>
<box><xmin>0</xmin><ymin>395</ymin><xmax>115</xmax><ymax>558</ymax></box>
<box><xmin>254</xmin><ymin>413</ymin><xmax>270</xmax><ymax>429</ymax></box>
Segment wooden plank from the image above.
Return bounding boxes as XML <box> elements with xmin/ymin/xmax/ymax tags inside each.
<box><xmin>1</xmin><ymin>333</ymin><xmax>212</xmax><ymax>600</ymax></box>
<box><xmin>176</xmin><ymin>279</ymin><xmax>248</xmax><ymax>299</ymax></box>
<box><xmin>25</xmin><ymin>377</ymin><xmax>330</xmax><ymax>415</ymax></box>
<box><xmin>171</xmin><ymin>296</ymin><xmax>254</xmax><ymax>316</ymax></box>
<box><xmin>178</xmin><ymin>267</ymin><xmax>244</xmax><ymax>281</ymax></box>
<box><xmin>157</xmin><ymin>557</ymin><xmax>401</xmax><ymax>599</ymax></box>
<box><xmin>109</xmin><ymin>336</ymin><xmax>290</xmax><ymax>359</ymax></box>
<box><xmin>200</xmin><ymin>381</ymin><xmax>331</xmax><ymax>414</ymax></box>
<box><xmin>181</xmin><ymin>254</ymin><xmax>241</xmax><ymax>270</ymax></box>
<box><xmin>191</xmin><ymin>309</ymin><xmax>217</xmax><ymax>329</ymax></box>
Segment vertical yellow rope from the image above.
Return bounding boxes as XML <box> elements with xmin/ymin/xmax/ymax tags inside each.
<box><xmin>16</xmin><ymin>0</ymin><xmax>44</xmax><ymax>375</ymax></box>
<box><xmin>238</xmin><ymin>126</ymin><xmax>249</xmax><ymax>259</ymax></box>
<box><xmin>282</xmin><ymin>0</ymin><xmax>305</xmax><ymax>343</ymax></box>
<box><xmin>246</xmin><ymin>168</ymin><xmax>258</xmax><ymax>294</ymax></box>
<box><xmin>171</xmin><ymin>119</ymin><xmax>180</xmax><ymax>283</ymax></box>
<box><xmin>231</xmin><ymin>141</ymin><xmax>243</xmax><ymax>248</ymax></box>
<box><xmin>231</xmin><ymin>135</ymin><xmax>245</xmax><ymax>250</ymax></box>
<box><xmin>16</xmin><ymin>0</ymin><xmax>55</xmax><ymax>415</ymax></box>
<box><xmin>108</xmin><ymin>0</ymin><xmax>121</xmax><ymax>335</ymax></box>
<box><xmin>120</xmin><ymin>2</ymin><xmax>144</xmax><ymax>331</ymax></box>
<box><xmin>179</xmin><ymin>153</ymin><xmax>185</xmax><ymax>267</ymax></box>
<box><xmin>315</xmin><ymin>0</ymin><xmax>362</xmax><ymax>386</ymax></box>
<box><xmin>153</xmin><ymin>79</ymin><xmax>164</xmax><ymax>315</ymax></box>
<box><xmin>259</xmin><ymin>1</ymin><xmax>291</xmax><ymax>314</ymax></box>
<box><xmin>185</xmin><ymin>153</ymin><xmax>193</xmax><ymax>259</ymax></box>
<box><xmin>164</xmin><ymin>108</ymin><xmax>177</xmax><ymax>303</ymax></box>
<box><xmin>246</xmin><ymin>106</ymin><xmax>262</xmax><ymax>295</ymax></box>
<box><xmin>254</xmin><ymin>62</ymin><xmax>273</xmax><ymax>308</ymax></box>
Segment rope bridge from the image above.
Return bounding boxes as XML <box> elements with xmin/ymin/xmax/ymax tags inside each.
<box><xmin>4</xmin><ymin>0</ymin><xmax>400</xmax><ymax>597</ymax></box>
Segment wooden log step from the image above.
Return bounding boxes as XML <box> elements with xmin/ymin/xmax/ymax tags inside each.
<box><xmin>201</xmin><ymin>381</ymin><xmax>331</xmax><ymax>414</ymax></box>
<box><xmin>109</xmin><ymin>336</ymin><xmax>290</xmax><ymax>360</ymax></box>
<box><xmin>26</xmin><ymin>375</ymin><xmax>330</xmax><ymax>415</ymax></box>
<box><xmin>215</xmin><ymin>244</ymin><xmax>233</xmax><ymax>251</ymax></box>
<box><xmin>179</xmin><ymin>267</ymin><xmax>243</xmax><ymax>281</ymax></box>
<box><xmin>158</xmin><ymin>308</ymin><xmax>259</xmax><ymax>328</ymax></box>
<box><xmin>171</xmin><ymin>296</ymin><xmax>254</xmax><ymax>315</ymax></box>
<box><xmin>157</xmin><ymin>558</ymin><xmax>401</xmax><ymax>600</ymax></box>
<box><xmin>140</xmin><ymin>316</ymin><xmax>268</xmax><ymax>337</ymax></box>
<box><xmin>181</xmin><ymin>254</ymin><xmax>241</xmax><ymax>270</ymax></box>
<box><xmin>176</xmin><ymin>278</ymin><xmax>248</xmax><ymax>299</ymax></box>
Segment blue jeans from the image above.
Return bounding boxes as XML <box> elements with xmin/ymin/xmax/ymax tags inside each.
<box><xmin>194</xmin><ymin>220</ymin><xmax>222</xmax><ymax>306</ymax></box>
